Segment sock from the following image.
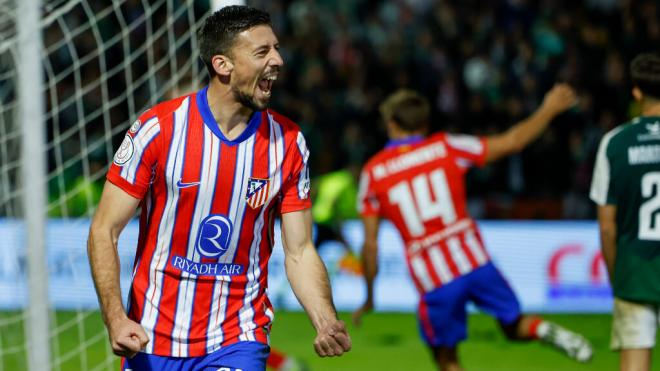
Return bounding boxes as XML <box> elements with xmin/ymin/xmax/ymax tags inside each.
<box><xmin>267</xmin><ymin>348</ymin><xmax>287</xmax><ymax>370</ymax></box>
<box><xmin>528</xmin><ymin>318</ymin><xmax>550</xmax><ymax>339</ymax></box>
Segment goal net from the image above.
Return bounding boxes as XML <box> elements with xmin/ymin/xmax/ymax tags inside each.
<box><xmin>0</xmin><ymin>0</ymin><xmax>211</xmax><ymax>369</ymax></box>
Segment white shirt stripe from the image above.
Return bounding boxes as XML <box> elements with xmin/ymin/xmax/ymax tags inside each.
<box><xmin>447</xmin><ymin>236</ymin><xmax>472</xmax><ymax>274</ymax></box>
<box><xmin>590</xmin><ymin>126</ymin><xmax>624</xmax><ymax>205</ymax></box>
<box><xmin>121</xmin><ymin>117</ymin><xmax>160</xmax><ymax>183</ymax></box>
<box><xmin>427</xmin><ymin>246</ymin><xmax>453</xmax><ymax>284</ymax></box>
<box><xmin>464</xmin><ymin>229</ymin><xmax>487</xmax><ymax>265</ymax></box>
<box><xmin>410</xmin><ymin>255</ymin><xmax>435</xmax><ymax>292</ymax></box>
<box><xmin>295</xmin><ymin>132</ymin><xmax>310</xmax><ymax>200</ymax></box>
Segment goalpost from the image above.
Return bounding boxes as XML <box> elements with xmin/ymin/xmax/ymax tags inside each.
<box><xmin>0</xmin><ymin>0</ymin><xmax>226</xmax><ymax>369</ymax></box>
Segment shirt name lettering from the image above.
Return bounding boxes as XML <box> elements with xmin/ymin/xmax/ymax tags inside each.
<box><xmin>628</xmin><ymin>145</ymin><xmax>660</xmax><ymax>165</ymax></box>
<box><xmin>374</xmin><ymin>143</ymin><xmax>447</xmax><ymax>180</ymax></box>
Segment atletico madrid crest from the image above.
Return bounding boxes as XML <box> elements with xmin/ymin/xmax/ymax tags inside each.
<box><xmin>245</xmin><ymin>177</ymin><xmax>271</xmax><ymax>209</ymax></box>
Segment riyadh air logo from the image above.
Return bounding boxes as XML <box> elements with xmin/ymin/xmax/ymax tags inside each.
<box><xmin>196</xmin><ymin>214</ymin><xmax>233</xmax><ymax>258</ymax></box>
<box><xmin>113</xmin><ymin>135</ymin><xmax>134</xmax><ymax>165</ymax></box>
<box><xmin>245</xmin><ymin>177</ymin><xmax>270</xmax><ymax>209</ymax></box>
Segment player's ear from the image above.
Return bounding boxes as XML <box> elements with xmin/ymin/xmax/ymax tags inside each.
<box><xmin>632</xmin><ymin>86</ymin><xmax>643</xmax><ymax>102</ymax></box>
<box><xmin>211</xmin><ymin>54</ymin><xmax>233</xmax><ymax>77</ymax></box>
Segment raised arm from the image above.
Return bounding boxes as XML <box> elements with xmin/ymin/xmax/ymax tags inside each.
<box><xmin>352</xmin><ymin>214</ymin><xmax>380</xmax><ymax>326</ymax></box>
<box><xmin>485</xmin><ymin>83</ymin><xmax>577</xmax><ymax>163</ymax></box>
<box><xmin>280</xmin><ymin>208</ymin><xmax>351</xmax><ymax>357</ymax></box>
<box><xmin>87</xmin><ymin>181</ymin><xmax>148</xmax><ymax>357</ymax></box>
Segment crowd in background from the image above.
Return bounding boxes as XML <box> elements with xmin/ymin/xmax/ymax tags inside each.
<box><xmin>41</xmin><ymin>0</ymin><xmax>660</xmax><ymax>219</ymax></box>
<box><xmin>252</xmin><ymin>0</ymin><xmax>659</xmax><ymax>219</ymax></box>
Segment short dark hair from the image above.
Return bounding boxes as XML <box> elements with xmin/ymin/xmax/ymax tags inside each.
<box><xmin>198</xmin><ymin>5</ymin><xmax>271</xmax><ymax>75</ymax></box>
<box><xmin>379</xmin><ymin>89</ymin><xmax>430</xmax><ymax>132</ymax></box>
<box><xmin>631</xmin><ymin>52</ymin><xmax>660</xmax><ymax>99</ymax></box>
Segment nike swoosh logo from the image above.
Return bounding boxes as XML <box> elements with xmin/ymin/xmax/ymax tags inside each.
<box><xmin>176</xmin><ymin>179</ymin><xmax>200</xmax><ymax>188</ymax></box>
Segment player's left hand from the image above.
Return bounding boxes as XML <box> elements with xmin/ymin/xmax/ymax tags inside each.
<box><xmin>314</xmin><ymin>319</ymin><xmax>352</xmax><ymax>357</ymax></box>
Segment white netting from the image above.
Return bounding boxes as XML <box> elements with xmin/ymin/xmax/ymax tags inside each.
<box><xmin>0</xmin><ymin>0</ymin><xmax>211</xmax><ymax>369</ymax></box>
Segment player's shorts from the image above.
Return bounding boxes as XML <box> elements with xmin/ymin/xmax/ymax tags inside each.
<box><xmin>417</xmin><ymin>262</ymin><xmax>521</xmax><ymax>348</ymax></box>
<box><xmin>611</xmin><ymin>297</ymin><xmax>660</xmax><ymax>350</ymax></box>
<box><xmin>121</xmin><ymin>341</ymin><xmax>269</xmax><ymax>371</ymax></box>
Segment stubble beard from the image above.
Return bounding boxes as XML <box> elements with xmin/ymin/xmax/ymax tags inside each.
<box><xmin>233</xmin><ymin>86</ymin><xmax>268</xmax><ymax>111</ymax></box>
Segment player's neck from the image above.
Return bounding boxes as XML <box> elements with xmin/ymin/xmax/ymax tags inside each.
<box><xmin>206</xmin><ymin>81</ymin><xmax>253</xmax><ymax>139</ymax></box>
<box><xmin>389</xmin><ymin>130</ymin><xmax>426</xmax><ymax>141</ymax></box>
<box><xmin>641</xmin><ymin>101</ymin><xmax>660</xmax><ymax>117</ymax></box>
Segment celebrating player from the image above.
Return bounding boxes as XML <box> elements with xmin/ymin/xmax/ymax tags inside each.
<box><xmin>87</xmin><ymin>6</ymin><xmax>350</xmax><ymax>371</ymax></box>
<box><xmin>353</xmin><ymin>86</ymin><xmax>593</xmax><ymax>370</ymax></box>
<box><xmin>590</xmin><ymin>52</ymin><xmax>660</xmax><ymax>371</ymax></box>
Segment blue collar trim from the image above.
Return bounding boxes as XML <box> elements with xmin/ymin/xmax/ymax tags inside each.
<box><xmin>196</xmin><ymin>86</ymin><xmax>262</xmax><ymax>146</ymax></box>
<box><xmin>385</xmin><ymin>135</ymin><xmax>424</xmax><ymax>148</ymax></box>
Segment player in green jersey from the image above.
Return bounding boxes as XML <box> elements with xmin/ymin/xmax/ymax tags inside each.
<box><xmin>590</xmin><ymin>52</ymin><xmax>660</xmax><ymax>371</ymax></box>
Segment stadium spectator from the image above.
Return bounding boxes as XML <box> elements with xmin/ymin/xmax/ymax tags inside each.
<box><xmin>87</xmin><ymin>5</ymin><xmax>350</xmax><ymax>370</ymax></box>
<box><xmin>45</xmin><ymin>0</ymin><xmax>660</xmax><ymax>220</ymax></box>
<box><xmin>590</xmin><ymin>52</ymin><xmax>660</xmax><ymax>371</ymax></box>
<box><xmin>353</xmin><ymin>87</ymin><xmax>593</xmax><ymax>370</ymax></box>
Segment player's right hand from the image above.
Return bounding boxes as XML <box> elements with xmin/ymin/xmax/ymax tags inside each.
<box><xmin>351</xmin><ymin>299</ymin><xmax>373</xmax><ymax>327</ymax></box>
<box><xmin>540</xmin><ymin>83</ymin><xmax>578</xmax><ymax>115</ymax></box>
<box><xmin>314</xmin><ymin>319</ymin><xmax>352</xmax><ymax>357</ymax></box>
<box><xmin>107</xmin><ymin>317</ymin><xmax>149</xmax><ymax>358</ymax></box>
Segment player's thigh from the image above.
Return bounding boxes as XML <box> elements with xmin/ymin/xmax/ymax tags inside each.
<box><xmin>418</xmin><ymin>276</ymin><xmax>470</xmax><ymax>347</ymax></box>
<box><xmin>199</xmin><ymin>341</ymin><xmax>269</xmax><ymax>371</ymax></box>
<box><xmin>467</xmin><ymin>263</ymin><xmax>521</xmax><ymax>326</ymax></box>
<box><xmin>611</xmin><ymin>297</ymin><xmax>658</xmax><ymax>351</ymax></box>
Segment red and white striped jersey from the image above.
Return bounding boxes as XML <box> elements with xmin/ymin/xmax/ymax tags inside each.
<box><xmin>358</xmin><ymin>133</ymin><xmax>490</xmax><ymax>294</ymax></box>
<box><xmin>107</xmin><ymin>86</ymin><xmax>311</xmax><ymax>357</ymax></box>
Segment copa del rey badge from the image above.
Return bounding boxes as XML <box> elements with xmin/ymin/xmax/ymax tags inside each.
<box><xmin>246</xmin><ymin>177</ymin><xmax>270</xmax><ymax>209</ymax></box>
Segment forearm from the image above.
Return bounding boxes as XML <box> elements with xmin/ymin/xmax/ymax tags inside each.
<box><xmin>505</xmin><ymin>106</ymin><xmax>557</xmax><ymax>153</ymax></box>
<box><xmin>285</xmin><ymin>243</ymin><xmax>337</xmax><ymax>332</ymax></box>
<box><xmin>88</xmin><ymin>227</ymin><xmax>127</xmax><ymax>327</ymax></box>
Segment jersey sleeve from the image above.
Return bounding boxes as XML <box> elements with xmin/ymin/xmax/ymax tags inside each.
<box><xmin>357</xmin><ymin>166</ymin><xmax>380</xmax><ymax>217</ymax></box>
<box><xmin>590</xmin><ymin>132</ymin><xmax>616</xmax><ymax>206</ymax></box>
<box><xmin>106</xmin><ymin>112</ymin><xmax>162</xmax><ymax>200</ymax></box>
<box><xmin>280</xmin><ymin>131</ymin><xmax>312</xmax><ymax>213</ymax></box>
<box><xmin>444</xmin><ymin>134</ymin><xmax>488</xmax><ymax>170</ymax></box>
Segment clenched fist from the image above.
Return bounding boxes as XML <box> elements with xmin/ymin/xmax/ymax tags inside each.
<box><xmin>314</xmin><ymin>319</ymin><xmax>352</xmax><ymax>357</ymax></box>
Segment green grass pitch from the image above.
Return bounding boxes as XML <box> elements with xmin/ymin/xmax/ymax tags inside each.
<box><xmin>1</xmin><ymin>311</ymin><xmax>658</xmax><ymax>370</ymax></box>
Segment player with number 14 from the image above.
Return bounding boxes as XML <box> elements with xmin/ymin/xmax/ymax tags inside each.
<box><xmin>354</xmin><ymin>85</ymin><xmax>593</xmax><ymax>370</ymax></box>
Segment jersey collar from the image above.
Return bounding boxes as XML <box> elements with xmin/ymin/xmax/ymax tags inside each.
<box><xmin>196</xmin><ymin>85</ymin><xmax>262</xmax><ymax>146</ymax></box>
<box><xmin>385</xmin><ymin>135</ymin><xmax>424</xmax><ymax>148</ymax></box>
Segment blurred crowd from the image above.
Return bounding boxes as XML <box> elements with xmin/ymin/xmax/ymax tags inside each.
<box><xmin>43</xmin><ymin>0</ymin><xmax>660</xmax><ymax>219</ymax></box>
<box><xmin>253</xmin><ymin>0</ymin><xmax>659</xmax><ymax>219</ymax></box>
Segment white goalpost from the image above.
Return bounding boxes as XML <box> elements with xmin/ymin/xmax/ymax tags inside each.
<box><xmin>0</xmin><ymin>0</ymin><xmax>215</xmax><ymax>369</ymax></box>
<box><xmin>17</xmin><ymin>1</ymin><xmax>50</xmax><ymax>370</ymax></box>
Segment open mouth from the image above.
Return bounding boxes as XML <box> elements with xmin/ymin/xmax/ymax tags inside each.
<box><xmin>257</xmin><ymin>74</ymin><xmax>277</xmax><ymax>97</ymax></box>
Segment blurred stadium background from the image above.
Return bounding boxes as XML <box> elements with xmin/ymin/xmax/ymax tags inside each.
<box><xmin>1</xmin><ymin>0</ymin><xmax>659</xmax><ymax>370</ymax></box>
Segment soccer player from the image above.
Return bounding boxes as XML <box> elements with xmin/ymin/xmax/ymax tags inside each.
<box><xmin>353</xmin><ymin>86</ymin><xmax>593</xmax><ymax>370</ymax></box>
<box><xmin>590</xmin><ymin>52</ymin><xmax>660</xmax><ymax>371</ymax></box>
<box><xmin>87</xmin><ymin>6</ymin><xmax>350</xmax><ymax>371</ymax></box>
